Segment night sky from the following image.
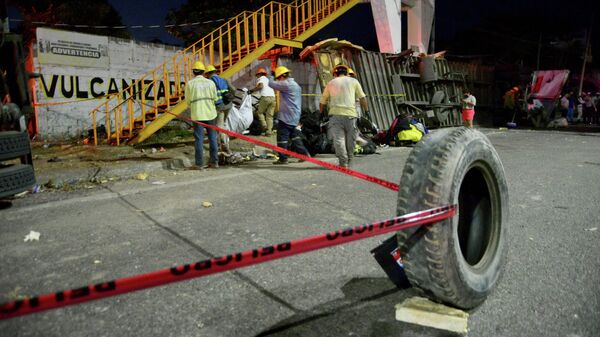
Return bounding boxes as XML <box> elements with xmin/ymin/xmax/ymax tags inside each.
<box><xmin>9</xmin><ymin>0</ymin><xmax>597</xmax><ymax>69</ymax></box>
<box><xmin>105</xmin><ymin>0</ymin><xmax>187</xmax><ymax>45</ymax></box>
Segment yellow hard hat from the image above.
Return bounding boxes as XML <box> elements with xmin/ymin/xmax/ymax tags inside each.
<box><xmin>192</xmin><ymin>61</ymin><xmax>205</xmax><ymax>71</ymax></box>
<box><xmin>333</xmin><ymin>64</ymin><xmax>349</xmax><ymax>74</ymax></box>
<box><xmin>275</xmin><ymin>66</ymin><xmax>290</xmax><ymax>78</ymax></box>
<box><xmin>206</xmin><ymin>64</ymin><xmax>217</xmax><ymax>73</ymax></box>
<box><xmin>348</xmin><ymin>68</ymin><xmax>356</xmax><ymax>76</ymax></box>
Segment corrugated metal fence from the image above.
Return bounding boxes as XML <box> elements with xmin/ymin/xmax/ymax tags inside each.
<box><xmin>312</xmin><ymin>49</ymin><xmax>495</xmax><ymax>130</ymax></box>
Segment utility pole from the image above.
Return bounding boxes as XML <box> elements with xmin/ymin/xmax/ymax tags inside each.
<box><xmin>578</xmin><ymin>14</ymin><xmax>594</xmax><ymax>96</ymax></box>
<box><xmin>536</xmin><ymin>33</ymin><xmax>542</xmax><ymax>70</ymax></box>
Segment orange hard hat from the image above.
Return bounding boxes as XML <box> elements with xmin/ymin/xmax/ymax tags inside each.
<box><xmin>256</xmin><ymin>68</ymin><xmax>267</xmax><ymax>76</ymax></box>
<box><xmin>512</xmin><ymin>86</ymin><xmax>519</xmax><ymax>91</ymax></box>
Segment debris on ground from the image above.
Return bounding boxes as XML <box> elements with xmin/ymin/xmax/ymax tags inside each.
<box><xmin>151</xmin><ymin>181</ymin><xmax>166</xmax><ymax>185</ymax></box>
<box><xmin>45</xmin><ymin>179</ymin><xmax>64</xmax><ymax>189</ymax></box>
<box><xmin>89</xmin><ymin>177</ymin><xmax>109</xmax><ymax>184</ymax></box>
<box><xmin>584</xmin><ymin>227</ymin><xmax>597</xmax><ymax>232</ymax></box>
<box><xmin>6</xmin><ymin>286</ymin><xmax>25</xmax><ymax>301</ymax></box>
<box><xmin>202</xmin><ymin>201</ymin><xmax>213</xmax><ymax>208</ymax></box>
<box><xmin>13</xmin><ymin>191</ymin><xmax>29</xmax><ymax>198</ymax></box>
<box><xmin>134</xmin><ymin>172</ymin><xmax>149</xmax><ymax>180</ymax></box>
<box><xmin>24</xmin><ymin>231</ymin><xmax>41</xmax><ymax>242</ymax></box>
<box><xmin>395</xmin><ymin>296</ymin><xmax>469</xmax><ymax>334</ymax></box>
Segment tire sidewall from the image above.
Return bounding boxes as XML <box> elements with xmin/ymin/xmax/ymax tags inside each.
<box><xmin>397</xmin><ymin>128</ymin><xmax>509</xmax><ymax>309</ymax></box>
<box><xmin>442</xmin><ymin>133</ymin><xmax>508</xmax><ymax>298</ymax></box>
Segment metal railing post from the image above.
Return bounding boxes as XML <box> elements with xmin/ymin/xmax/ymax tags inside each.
<box><xmin>104</xmin><ymin>100</ymin><xmax>110</xmax><ymax>144</ymax></box>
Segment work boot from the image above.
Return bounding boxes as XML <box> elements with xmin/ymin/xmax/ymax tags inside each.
<box><xmin>208</xmin><ymin>162</ymin><xmax>219</xmax><ymax>169</ymax></box>
<box><xmin>298</xmin><ymin>154</ymin><xmax>311</xmax><ymax>163</ymax></box>
<box><xmin>273</xmin><ymin>159</ymin><xmax>288</xmax><ymax>165</ymax></box>
<box><xmin>188</xmin><ymin>165</ymin><xmax>205</xmax><ymax>171</ymax></box>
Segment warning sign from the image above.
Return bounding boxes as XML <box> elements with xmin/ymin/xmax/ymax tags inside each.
<box><xmin>36</xmin><ymin>28</ymin><xmax>109</xmax><ymax>68</ymax></box>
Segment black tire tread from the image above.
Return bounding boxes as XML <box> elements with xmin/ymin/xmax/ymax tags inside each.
<box><xmin>0</xmin><ymin>164</ymin><xmax>35</xmax><ymax>199</ymax></box>
<box><xmin>397</xmin><ymin>127</ymin><xmax>502</xmax><ymax>308</ymax></box>
<box><xmin>0</xmin><ymin>131</ymin><xmax>31</xmax><ymax>161</ymax></box>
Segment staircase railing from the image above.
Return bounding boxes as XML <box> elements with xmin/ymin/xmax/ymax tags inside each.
<box><xmin>89</xmin><ymin>0</ymin><xmax>359</xmax><ymax>145</ymax></box>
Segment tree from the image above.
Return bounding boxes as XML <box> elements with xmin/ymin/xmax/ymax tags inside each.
<box><xmin>165</xmin><ymin>0</ymin><xmax>293</xmax><ymax>46</ymax></box>
<box><xmin>9</xmin><ymin>0</ymin><xmax>130</xmax><ymax>46</ymax></box>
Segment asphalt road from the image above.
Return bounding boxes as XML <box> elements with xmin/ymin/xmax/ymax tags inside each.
<box><xmin>0</xmin><ymin>128</ymin><xmax>599</xmax><ymax>337</ymax></box>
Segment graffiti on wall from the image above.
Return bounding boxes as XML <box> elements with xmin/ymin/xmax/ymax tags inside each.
<box><xmin>38</xmin><ymin>74</ymin><xmax>185</xmax><ymax>101</ymax></box>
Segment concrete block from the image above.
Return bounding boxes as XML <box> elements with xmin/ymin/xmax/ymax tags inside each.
<box><xmin>395</xmin><ymin>296</ymin><xmax>468</xmax><ymax>334</ymax></box>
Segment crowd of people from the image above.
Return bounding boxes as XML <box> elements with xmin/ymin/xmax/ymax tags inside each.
<box><xmin>559</xmin><ymin>91</ymin><xmax>599</xmax><ymax>125</ymax></box>
<box><xmin>502</xmin><ymin>85</ymin><xmax>600</xmax><ymax>126</ymax></box>
<box><xmin>185</xmin><ymin>62</ymin><xmax>369</xmax><ymax>169</ymax></box>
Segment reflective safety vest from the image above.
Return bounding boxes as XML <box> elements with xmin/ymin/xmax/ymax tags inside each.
<box><xmin>185</xmin><ymin>75</ymin><xmax>218</xmax><ymax>121</ymax></box>
<box><xmin>209</xmin><ymin>75</ymin><xmax>230</xmax><ymax>105</ymax></box>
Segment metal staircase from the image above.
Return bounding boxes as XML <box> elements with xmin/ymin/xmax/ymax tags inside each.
<box><xmin>89</xmin><ymin>0</ymin><xmax>361</xmax><ymax>145</ymax></box>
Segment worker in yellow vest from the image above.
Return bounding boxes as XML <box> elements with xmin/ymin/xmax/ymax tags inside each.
<box><xmin>185</xmin><ymin>61</ymin><xmax>219</xmax><ymax>170</ymax></box>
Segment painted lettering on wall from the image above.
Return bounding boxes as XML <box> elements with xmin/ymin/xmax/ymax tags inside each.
<box><xmin>39</xmin><ymin>74</ymin><xmax>186</xmax><ymax>101</ymax></box>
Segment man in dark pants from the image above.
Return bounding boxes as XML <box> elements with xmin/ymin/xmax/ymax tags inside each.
<box><xmin>185</xmin><ymin>61</ymin><xmax>219</xmax><ymax>170</ymax></box>
<box><xmin>268</xmin><ymin>66</ymin><xmax>310</xmax><ymax>164</ymax></box>
<box><xmin>319</xmin><ymin>64</ymin><xmax>368</xmax><ymax>168</ymax></box>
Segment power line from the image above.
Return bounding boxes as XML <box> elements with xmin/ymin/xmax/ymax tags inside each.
<box><xmin>8</xmin><ymin>17</ymin><xmax>226</xmax><ymax>30</ymax></box>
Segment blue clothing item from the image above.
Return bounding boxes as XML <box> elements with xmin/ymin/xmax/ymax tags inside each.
<box><xmin>276</xmin><ymin>121</ymin><xmax>310</xmax><ymax>161</ymax></box>
<box><xmin>209</xmin><ymin>75</ymin><xmax>230</xmax><ymax>105</ymax></box>
<box><xmin>194</xmin><ymin>119</ymin><xmax>218</xmax><ymax>166</ymax></box>
<box><xmin>268</xmin><ymin>77</ymin><xmax>302</xmax><ymax>126</ymax></box>
<box><xmin>567</xmin><ymin>96</ymin><xmax>575</xmax><ymax>122</ymax></box>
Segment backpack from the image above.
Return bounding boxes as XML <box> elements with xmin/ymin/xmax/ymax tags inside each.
<box><xmin>396</xmin><ymin>124</ymin><xmax>423</xmax><ymax>144</ymax></box>
<box><xmin>386</xmin><ymin>115</ymin><xmax>412</xmax><ymax>145</ymax></box>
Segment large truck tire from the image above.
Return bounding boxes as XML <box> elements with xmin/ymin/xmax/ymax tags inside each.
<box><xmin>0</xmin><ymin>164</ymin><xmax>35</xmax><ymax>199</ymax></box>
<box><xmin>0</xmin><ymin>131</ymin><xmax>31</xmax><ymax>161</ymax></box>
<box><xmin>396</xmin><ymin>127</ymin><xmax>508</xmax><ymax>309</ymax></box>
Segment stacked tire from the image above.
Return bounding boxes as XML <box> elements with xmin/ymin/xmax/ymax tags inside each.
<box><xmin>0</xmin><ymin>131</ymin><xmax>35</xmax><ymax>199</ymax></box>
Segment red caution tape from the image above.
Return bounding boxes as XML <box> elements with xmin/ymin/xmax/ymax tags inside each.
<box><xmin>0</xmin><ymin>204</ymin><xmax>456</xmax><ymax>320</ymax></box>
<box><xmin>167</xmin><ymin>111</ymin><xmax>400</xmax><ymax>192</ymax></box>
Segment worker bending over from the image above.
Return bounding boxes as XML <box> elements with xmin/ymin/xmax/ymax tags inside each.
<box><xmin>268</xmin><ymin>66</ymin><xmax>310</xmax><ymax>165</ymax></box>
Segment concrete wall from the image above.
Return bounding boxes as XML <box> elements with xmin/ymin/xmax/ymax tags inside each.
<box><xmin>371</xmin><ymin>0</ymin><xmax>435</xmax><ymax>54</ymax></box>
<box><xmin>32</xmin><ymin>28</ymin><xmax>182</xmax><ymax>140</ymax></box>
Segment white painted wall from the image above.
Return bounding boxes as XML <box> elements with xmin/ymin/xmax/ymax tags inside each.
<box><xmin>33</xmin><ymin>28</ymin><xmax>183</xmax><ymax>139</ymax></box>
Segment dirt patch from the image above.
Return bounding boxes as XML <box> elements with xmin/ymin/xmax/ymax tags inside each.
<box><xmin>31</xmin><ymin>133</ymin><xmax>276</xmax><ymax>176</ymax></box>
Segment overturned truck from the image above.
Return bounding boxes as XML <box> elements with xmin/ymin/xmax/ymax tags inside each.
<box><xmin>297</xmin><ymin>39</ymin><xmax>495</xmax><ymax>132</ymax></box>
